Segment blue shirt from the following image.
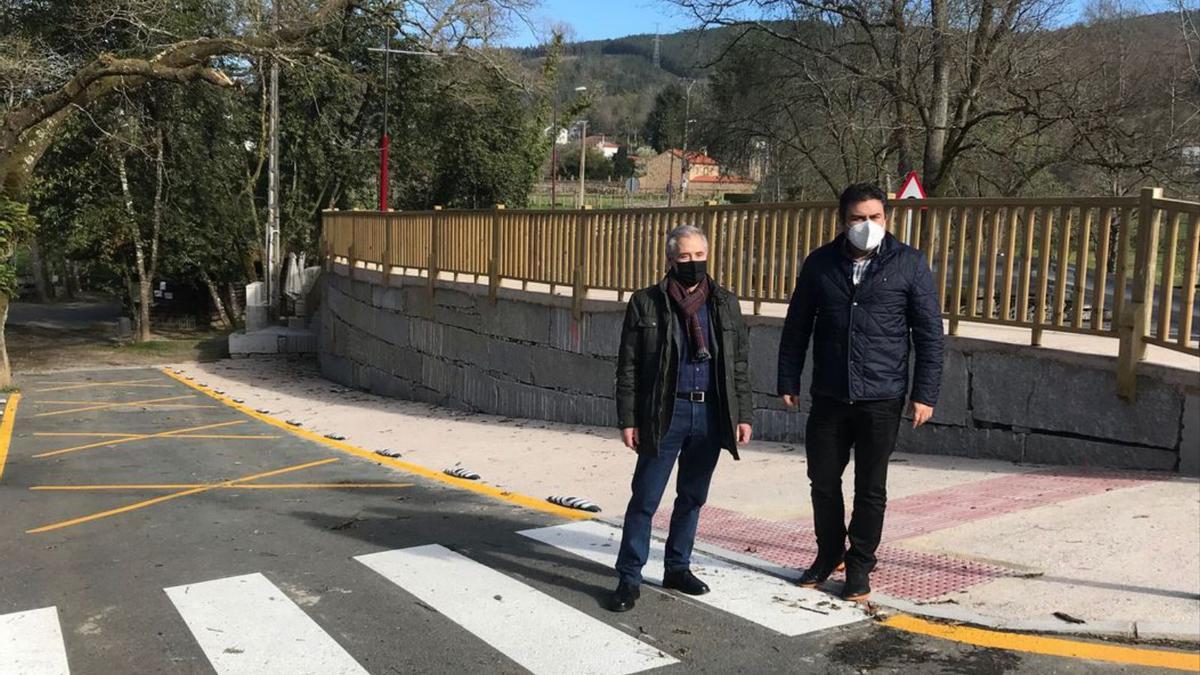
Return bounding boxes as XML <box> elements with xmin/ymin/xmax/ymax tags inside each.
<box><xmin>675</xmin><ymin>301</ymin><xmax>713</xmax><ymax>393</ymax></box>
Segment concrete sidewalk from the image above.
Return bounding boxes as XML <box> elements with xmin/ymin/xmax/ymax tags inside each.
<box><xmin>165</xmin><ymin>357</ymin><xmax>1200</xmax><ymax>642</ymax></box>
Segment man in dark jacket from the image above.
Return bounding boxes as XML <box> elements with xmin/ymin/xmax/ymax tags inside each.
<box><xmin>777</xmin><ymin>182</ymin><xmax>944</xmax><ymax>602</ymax></box>
<box><xmin>611</xmin><ymin>224</ymin><xmax>753</xmax><ymax>612</ymax></box>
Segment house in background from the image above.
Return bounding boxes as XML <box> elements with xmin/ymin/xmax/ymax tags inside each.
<box><xmin>638</xmin><ymin>149</ymin><xmax>757</xmax><ymax>197</ymax></box>
<box><xmin>581</xmin><ymin>135</ymin><xmax>621</xmax><ymax>159</ymax></box>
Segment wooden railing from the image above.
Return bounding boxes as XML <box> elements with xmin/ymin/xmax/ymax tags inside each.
<box><xmin>322</xmin><ymin>187</ymin><xmax>1199</xmax><ymax>398</ymax></box>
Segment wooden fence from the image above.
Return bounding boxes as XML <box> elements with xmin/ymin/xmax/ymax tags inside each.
<box><xmin>322</xmin><ymin>188</ymin><xmax>1200</xmax><ymax>399</ymax></box>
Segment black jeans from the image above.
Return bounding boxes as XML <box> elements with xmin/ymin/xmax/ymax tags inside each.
<box><xmin>805</xmin><ymin>395</ymin><xmax>904</xmax><ymax>574</ymax></box>
<box><xmin>615</xmin><ymin>398</ymin><xmax>721</xmax><ymax>586</ymax></box>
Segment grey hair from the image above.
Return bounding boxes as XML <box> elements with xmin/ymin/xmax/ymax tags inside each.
<box><xmin>665</xmin><ymin>224</ymin><xmax>708</xmax><ymax>261</ymax></box>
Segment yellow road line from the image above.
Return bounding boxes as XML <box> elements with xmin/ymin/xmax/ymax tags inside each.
<box><xmin>35</xmin><ymin>432</ymin><xmax>145</xmax><ymax>438</ymax></box>
<box><xmin>31</xmin><ymin>482</ymin><xmax>413</xmax><ymax>491</ymax></box>
<box><xmin>33</xmin><ymin>421</ymin><xmax>247</xmax><ymax>459</ymax></box>
<box><xmin>26</xmin><ymin>458</ymin><xmax>340</xmax><ymax>534</ymax></box>
<box><xmin>33</xmin><ymin>378</ymin><xmax>161</xmax><ymax>386</ymax></box>
<box><xmin>33</xmin><ymin>379</ymin><xmax>173</xmax><ymax>393</ymax></box>
<box><xmin>40</xmin><ymin>400</ymin><xmax>218</xmax><ymax>410</ymax></box>
<box><xmin>883</xmin><ymin>615</ymin><xmax>1200</xmax><ymax>672</ymax></box>
<box><xmin>0</xmin><ymin>394</ymin><xmax>21</xmax><ymax>483</ymax></box>
<box><xmin>32</xmin><ymin>395</ymin><xmax>195</xmax><ymax>418</ymax></box>
<box><xmin>161</xmin><ymin>368</ymin><xmax>590</xmax><ymax>521</ymax></box>
<box><xmin>159</xmin><ymin>433</ymin><xmax>277</xmax><ymax>440</ymax></box>
<box><xmin>34</xmin><ymin>432</ymin><xmax>277</xmax><ymax>441</ymax></box>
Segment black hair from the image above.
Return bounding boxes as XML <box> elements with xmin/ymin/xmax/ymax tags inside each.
<box><xmin>838</xmin><ymin>182</ymin><xmax>888</xmax><ymax>224</ymax></box>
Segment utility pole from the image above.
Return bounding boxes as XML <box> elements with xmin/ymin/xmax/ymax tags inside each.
<box><xmin>367</xmin><ymin>42</ymin><xmax>460</xmax><ymax>206</ymax></box>
<box><xmin>266</xmin><ymin>0</ymin><xmax>281</xmax><ymax>315</ymax></box>
<box><xmin>653</xmin><ymin>25</ymin><xmax>661</xmax><ymax>69</ymax></box>
<box><xmin>680</xmin><ymin>79</ymin><xmax>696</xmax><ymax>202</ymax></box>
<box><xmin>379</xmin><ymin>29</ymin><xmax>390</xmax><ymax>211</ymax></box>
<box><xmin>667</xmin><ymin>148</ymin><xmax>676</xmax><ymax>207</ymax></box>
<box><xmin>577</xmin><ymin>119</ymin><xmax>588</xmax><ymax>209</ymax></box>
<box><xmin>550</xmin><ymin>92</ymin><xmax>559</xmax><ymax>209</ymax></box>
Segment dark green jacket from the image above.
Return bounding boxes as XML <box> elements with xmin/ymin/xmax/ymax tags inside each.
<box><xmin>615</xmin><ymin>277</ymin><xmax>753</xmax><ymax>460</ymax></box>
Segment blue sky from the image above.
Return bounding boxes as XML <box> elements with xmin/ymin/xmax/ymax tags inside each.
<box><xmin>507</xmin><ymin>0</ymin><xmax>693</xmax><ymax>47</ymax></box>
<box><xmin>504</xmin><ymin>0</ymin><xmax>1177</xmax><ymax>48</ymax></box>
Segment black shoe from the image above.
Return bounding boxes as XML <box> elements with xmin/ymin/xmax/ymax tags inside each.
<box><xmin>662</xmin><ymin>569</ymin><xmax>710</xmax><ymax>596</ymax></box>
<box><xmin>609</xmin><ymin>581</ymin><xmax>640</xmax><ymax>612</ymax></box>
<box><xmin>797</xmin><ymin>552</ymin><xmax>845</xmax><ymax>588</ymax></box>
<box><xmin>842</xmin><ymin>569</ymin><xmax>871</xmax><ymax>602</ymax></box>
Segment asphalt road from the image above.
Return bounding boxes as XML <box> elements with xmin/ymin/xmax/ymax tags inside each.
<box><xmin>0</xmin><ymin>368</ymin><xmax>1193</xmax><ymax>674</ymax></box>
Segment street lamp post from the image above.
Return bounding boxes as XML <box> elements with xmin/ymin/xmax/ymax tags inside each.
<box><xmin>551</xmin><ymin>94</ymin><xmax>559</xmax><ymax>209</ymax></box>
<box><xmin>681</xmin><ymin>118</ymin><xmax>696</xmax><ymax>200</ymax></box>
<box><xmin>577</xmin><ymin>118</ymin><xmax>588</xmax><ymax>209</ymax></box>
<box><xmin>680</xmin><ymin>79</ymin><xmax>697</xmax><ymax>203</ymax></box>
<box><xmin>368</xmin><ymin>44</ymin><xmax>456</xmax><ymax>210</ymax></box>
<box><xmin>379</xmin><ymin>32</ymin><xmax>391</xmax><ymax>211</ymax></box>
<box><xmin>551</xmin><ymin>86</ymin><xmax>586</xmax><ymax>209</ymax></box>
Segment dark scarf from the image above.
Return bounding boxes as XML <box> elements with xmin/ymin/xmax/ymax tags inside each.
<box><xmin>666</xmin><ymin>276</ymin><xmax>712</xmax><ymax>362</ymax></box>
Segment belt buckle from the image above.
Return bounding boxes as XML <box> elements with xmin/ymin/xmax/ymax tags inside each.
<box><xmin>689</xmin><ymin>391</ymin><xmax>705</xmax><ymax>403</ymax></box>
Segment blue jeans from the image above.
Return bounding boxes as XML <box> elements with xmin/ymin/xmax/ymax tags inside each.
<box><xmin>615</xmin><ymin>398</ymin><xmax>722</xmax><ymax>586</ymax></box>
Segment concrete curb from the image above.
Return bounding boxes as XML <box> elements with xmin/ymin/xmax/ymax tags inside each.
<box><xmin>604</xmin><ymin>516</ymin><xmax>1200</xmax><ymax>645</ymax></box>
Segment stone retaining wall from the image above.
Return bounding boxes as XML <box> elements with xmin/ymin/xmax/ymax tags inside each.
<box><xmin>319</xmin><ymin>266</ymin><xmax>1199</xmax><ymax>474</ymax></box>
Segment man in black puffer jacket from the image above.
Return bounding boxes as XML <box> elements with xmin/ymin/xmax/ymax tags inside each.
<box><xmin>777</xmin><ymin>182</ymin><xmax>944</xmax><ymax>602</ymax></box>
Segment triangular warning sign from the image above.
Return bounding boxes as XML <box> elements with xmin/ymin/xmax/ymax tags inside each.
<box><xmin>897</xmin><ymin>171</ymin><xmax>926</xmax><ymax>200</ymax></box>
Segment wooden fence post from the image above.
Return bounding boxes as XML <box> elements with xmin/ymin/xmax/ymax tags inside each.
<box><xmin>428</xmin><ymin>205</ymin><xmax>442</xmax><ymax>296</ymax></box>
<box><xmin>322</xmin><ymin>210</ymin><xmax>334</xmax><ymax>273</ymax></box>
<box><xmin>703</xmin><ymin>200</ymin><xmax>718</xmax><ymax>283</ymax></box>
<box><xmin>489</xmin><ymin>204</ymin><xmax>505</xmax><ymax>303</ymax></box>
<box><xmin>348</xmin><ymin>213</ymin><xmax>357</xmax><ymax>281</ymax></box>
<box><xmin>572</xmin><ymin>206</ymin><xmax>593</xmax><ymax>319</ymax></box>
<box><xmin>1117</xmin><ymin>187</ymin><xmax>1163</xmax><ymax>400</ymax></box>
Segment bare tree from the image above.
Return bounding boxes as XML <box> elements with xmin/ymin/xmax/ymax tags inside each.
<box><xmin>678</xmin><ymin>0</ymin><xmax>1079</xmax><ymax>196</ymax></box>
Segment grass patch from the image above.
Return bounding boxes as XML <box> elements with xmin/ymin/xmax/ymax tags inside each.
<box><xmin>116</xmin><ymin>340</ymin><xmax>196</xmax><ymax>354</ymax></box>
<box><xmin>113</xmin><ymin>335</ymin><xmax>229</xmax><ymax>361</ymax></box>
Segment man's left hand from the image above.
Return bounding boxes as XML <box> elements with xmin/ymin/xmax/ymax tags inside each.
<box><xmin>737</xmin><ymin>423</ymin><xmax>753</xmax><ymax>445</ymax></box>
<box><xmin>911</xmin><ymin>402</ymin><xmax>934</xmax><ymax>428</ymax></box>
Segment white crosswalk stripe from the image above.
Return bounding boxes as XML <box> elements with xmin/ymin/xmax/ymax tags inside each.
<box><xmin>355</xmin><ymin>544</ymin><xmax>679</xmax><ymax>675</ymax></box>
<box><xmin>0</xmin><ymin>606</ymin><xmax>70</xmax><ymax>674</ymax></box>
<box><xmin>519</xmin><ymin>520</ymin><xmax>868</xmax><ymax>637</ymax></box>
<box><xmin>11</xmin><ymin>526</ymin><xmax>868</xmax><ymax>673</ymax></box>
<box><xmin>164</xmin><ymin>573</ymin><xmax>368</xmax><ymax>675</ymax></box>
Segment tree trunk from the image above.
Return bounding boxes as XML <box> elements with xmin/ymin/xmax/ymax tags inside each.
<box><xmin>202</xmin><ymin>271</ymin><xmax>233</xmax><ymax>329</ymax></box>
<box><xmin>64</xmin><ymin>261</ymin><xmax>79</xmax><ymax>299</ymax></box>
<box><xmin>28</xmin><ymin>239</ymin><xmax>50</xmax><ymax>302</ymax></box>
<box><xmin>227</xmin><ymin>283</ymin><xmax>243</xmax><ymax>328</ymax></box>
<box><xmin>923</xmin><ymin>0</ymin><xmax>950</xmax><ymax>196</ymax></box>
<box><xmin>117</xmin><ymin>152</ymin><xmax>152</xmax><ymax>342</ymax></box>
<box><xmin>138</xmin><ymin>278</ymin><xmax>153</xmax><ymax>339</ymax></box>
<box><xmin>0</xmin><ymin>294</ymin><xmax>10</xmax><ymax>388</ymax></box>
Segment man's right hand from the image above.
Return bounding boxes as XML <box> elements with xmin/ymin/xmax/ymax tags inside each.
<box><xmin>780</xmin><ymin>394</ymin><xmax>799</xmax><ymax>408</ymax></box>
<box><xmin>621</xmin><ymin>427</ymin><xmax>639</xmax><ymax>450</ymax></box>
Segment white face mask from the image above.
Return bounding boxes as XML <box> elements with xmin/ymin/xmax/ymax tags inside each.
<box><xmin>846</xmin><ymin>219</ymin><xmax>885</xmax><ymax>251</ymax></box>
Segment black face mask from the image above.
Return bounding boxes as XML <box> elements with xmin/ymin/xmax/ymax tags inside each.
<box><xmin>672</xmin><ymin>260</ymin><xmax>708</xmax><ymax>286</ymax></box>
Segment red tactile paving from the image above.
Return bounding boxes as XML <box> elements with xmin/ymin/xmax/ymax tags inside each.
<box><xmin>655</xmin><ymin>506</ymin><xmax>1012</xmax><ymax>600</ymax></box>
<box><xmin>881</xmin><ymin>469</ymin><xmax>1152</xmax><ymax>540</ymax></box>
<box><xmin>652</xmin><ymin>469</ymin><xmax>1153</xmax><ymax>601</ymax></box>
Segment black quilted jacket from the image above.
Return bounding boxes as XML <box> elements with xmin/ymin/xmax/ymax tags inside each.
<box><xmin>777</xmin><ymin>233</ymin><xmax>944</xmax><ymax>405</ymax></box>
<box><xmin>616</xmin><ymin>278</ymin><xmax>752</xmax><ymax>459</ymax></box>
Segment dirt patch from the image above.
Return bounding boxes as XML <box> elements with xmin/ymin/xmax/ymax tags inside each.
<box><xmin>8</xmin><ymin>323</ymin><xmax>229</xmax><ymax>375</ymax></box>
